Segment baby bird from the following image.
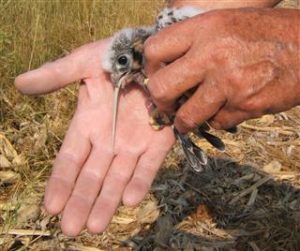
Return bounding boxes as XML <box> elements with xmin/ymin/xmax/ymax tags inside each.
<box><xmin>103</xmin><ymin>7</ymin><xmax>228</xmax><ymax>172</ymax></box>
<box><xmin>102</xmin><ymin>27</ymin><xmax>154</xmax><ymax>151</ymax></box>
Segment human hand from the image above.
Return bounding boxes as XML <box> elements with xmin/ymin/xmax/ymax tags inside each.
<box><xmin>145</xmin><ymin>8</ymin><xmax>300</xmax><ymax>133</ymax></box>
<box><xmin>15</xmin><ymin>40</ymin><xmax>175</xmax><ymax>236</ymax></box>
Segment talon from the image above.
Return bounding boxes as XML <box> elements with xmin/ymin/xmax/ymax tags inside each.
<box><xmin>149</xmin><ymin>115</ymin><xmax>164</xmax><ymax>131</ymax></box>
<box><xmin>149</xmin><ymin>116</ymin><xmax>155</xmax><ymax>125</ymax></box>
<box><xmin>143</xmin><ymin>78</ymin><xmax>149</xmax><ymax>88</ymax></box>
<box><xmin>152</xmin><ymin>124</ymin><xmax>164</xmax><ymax>131</ymax></box>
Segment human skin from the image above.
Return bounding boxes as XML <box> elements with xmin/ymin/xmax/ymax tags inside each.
<box><xmin>169</xmin><ymin>0</ymin><xmax>282</xmax><ymax>9</ymax></box>
<box><xmin>15</xmin><ymin>0</ymin><xmax>284</xmax><ymax>236</ymax></box>
<box><xmin>15</xmin><ymin>41</ymin><xmax>175</xmax><ymax>236</ymax></box>
<box><xmin>145</xmin><ymin>8</ymin><xmax>300</xmax><ymax>133</ymax></box>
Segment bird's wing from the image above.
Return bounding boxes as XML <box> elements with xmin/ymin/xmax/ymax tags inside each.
<box><xmin>156</xmin><ymin>6</ymin><xmax>204</xmax><ymax>31</ymax></box>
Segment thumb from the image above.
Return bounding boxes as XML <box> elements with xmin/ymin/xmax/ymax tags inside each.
<box><xmin>15</xmin><ymin>39</ymin><xmax>110</xmax><ymax>95</ymax></box>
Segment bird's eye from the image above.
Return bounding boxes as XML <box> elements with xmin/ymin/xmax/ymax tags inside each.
<box><xmin>117</xmin><ymin>55</ymin><xmax>128</xmax><ymax>66</ymax></box>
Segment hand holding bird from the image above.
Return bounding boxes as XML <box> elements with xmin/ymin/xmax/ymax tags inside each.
<box><xmin>145</xmin><ymin>8</ymin><xmax>300</xmax><ymax>133</ymax></box>
<box><xmin>15</xmin><ymin>39</ymin><xmax>175</xmax><ymax>236</ymax></box>
<box><xmin>14</xmin><ymin>1</ymin><xmax>299</xmax><ymax>237</ymax></box>
<box><xmin>103</xmin><ymin>6</ymin><xmax>231</xmax><ymax>172</ymax></box>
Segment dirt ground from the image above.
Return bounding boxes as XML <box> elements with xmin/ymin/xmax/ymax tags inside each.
<box><xmin>0</xmin><ymin>0</ymin><xmax>299</xmax><ymax>250</ymax></box>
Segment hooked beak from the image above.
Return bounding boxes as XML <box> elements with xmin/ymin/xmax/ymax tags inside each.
<box><xmin>112</xmin><ymin>71</ymin><xmax>131</xmax><ymax>89</ymax></box>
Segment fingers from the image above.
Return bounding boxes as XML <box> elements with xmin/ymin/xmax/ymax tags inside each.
<box><xmin>87</xmin><ymin>152</ymin><xmax>138</xmax><ymax>233</ymax></box>
<box><xmin>15</xmin><ymin>40</ymin><xmax>109</xmax><ymax>95</ymax></box>
<box><xmin>209</xmin><ymin>110</ymin><xmax>248</xmax><ymax>130</ymax></box>
<box><xmin>44</xmin><ymin>116</ymin><xmax>91</xmax><ymax>216</ymax></box>
<box><xmin>147</xmin><ymin>53</ymin><xmax>205</xmax><ymax>112</ymax></box>
<box><xmin>144</xmin><ymin>20</ymin><xmax>193</xmax><ymax>76</ymax></box>
<box><xmin>174</xmin><ymin>79</ymin><xmax>226</xmax><ymax>133</ymax></box>
<box><xmin>123</xmin><ymin>129</ymin><xmax>175</xmax><ymax>206</ymax></box>
<box><xmin>60</xmin><ymin>145</ymin><xmax>114</xmax><ymax>236</ymax></box>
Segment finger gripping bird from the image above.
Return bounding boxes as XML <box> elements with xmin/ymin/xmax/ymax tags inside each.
<box><xmin>102</xmin><ymin>7</ymin><xmax>235</xmax><ymax>172</ymax></box>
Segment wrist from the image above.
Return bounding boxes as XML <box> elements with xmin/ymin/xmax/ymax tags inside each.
<box><xmin>168</xmin><ymin>0</ymin><xmax>282</xmax><ymax>10</ymax></box>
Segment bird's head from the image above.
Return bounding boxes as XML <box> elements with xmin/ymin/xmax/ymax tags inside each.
<box><xmin>102</xmin><ymin>27</ymin><xmax>154</xmax><ymax>88</ymax></box>
<box><xmin>112</xmin><ymin>53</ymin><xmax>133</xmax><ymax>83</ymax></box>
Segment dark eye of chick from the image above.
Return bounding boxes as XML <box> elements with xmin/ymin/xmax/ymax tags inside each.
<box><xmin>117</xmin><ymin>55</ymin><xmax>128</xmax><ymax>66</ymax></box>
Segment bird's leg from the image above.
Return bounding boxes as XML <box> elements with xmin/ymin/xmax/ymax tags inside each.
<box><xmin>149</xmin><ymin>108</ymin><xmax>174</xmax><ymax>130</ymax></box>
<box><xmin>178</xmin><ymin>91</ymin><xmax>229</xmax><ymax>152</ymax></box>
<box><xmin>148</xmin><ymin>107</ymin><xmax>209</xmax><ymax>171</ymax></box>
<box><xmin>142</xmin><ymin>78</ymin><xmax>230</xmax><ymax>171</ymax></box>
<box><xmin>142</xmin><ymin>78</ymin><xmax>173</xmax><ymax>130</ymax></box>
<box><xmin>142</xmin><ymin>78</ymin><xmax>209</xmax><ymax>171</ymax></box>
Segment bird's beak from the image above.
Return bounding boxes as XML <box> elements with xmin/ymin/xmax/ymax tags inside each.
<box><xmin>111</xmin><ymin>74</ymin><xmax>128</xmax><ymax>151</ymax></box>
<box><xmin>112</xmin><ymin>71</ymin><xmax>131</xmax><ymax>89</ymax></box>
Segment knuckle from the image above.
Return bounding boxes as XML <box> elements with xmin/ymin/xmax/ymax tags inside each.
<box><xmin>140</xmin><ymin>161</ymin><xmax>158</xmax><ymax>176</ymax></box>
<box><xmin>108</xmin><ymin>170</ymin><xmax>130</xmax><ymax>185</ymax></box>
<box><xmin>132</xmin><ymin>176</ymin><xmax>151</xmax><ymax>190</ymax></box>
<box><xmin>211</xmin><ymin>113</ymin><xmax>244</xmax><ymax>130</ymax></box>
<box><xmin>49</xmin><ymin>175</ymin><xmax>72</xmax><ymax>188</ymax></box>
<box><xmin>72</xmin><ymin>192</ymin><xmax>94</xmax><ymax>204</ymax></box>
<box><xmin>121</xmin><ymin>150</ymin><xmax>139</xmax><ymax>159</ymax></box>
<box><xmin>176</xmin><ymin>110</ymin><xmax>198</xmax><ymax>132</ymax></box>
<box><xmin>93</xmin><ymin>144</ymin><xmax>114</xmax><ymax>158</ymax></box>
<box><xmin>55</xmin><ymin>151</ymin><xmax>81</xmax><ymax>168</ymax></box>
<box><xmin>82</xmin><ymin>169</ymin><xmax>103</xmax><ymax>184</ymax></box>
<box><xmin>209</xmin><ymin>120</ymin><xmax>222</xmax><ymax>130</ymax></box>
<box><xmin>144</xmin><ymin>36</ymin><xmax>158</xmax><ymax>60</ymax></box>
<box><xmin>212</xmin><ymin>120</ymin><xmax>232</xmax><ymax>130</ymax></box>
<box><xmin>219</xmin><ymin>121</ymin><xmax>234</xmax><ymax>130</ymax></box>
<box><xmin>149</xmin><ymin>77</ymin><xmax>169</xmax><ymax>103</ymax></box>
<box><xmin>101</xmin><ymin>147</ymin><xmax>115</xmax><ymax>158</ymax></box>
<box><xmin>240</xmin><ymin>99</ymin><xmax>262</xmax><ymax>113</ymax></box>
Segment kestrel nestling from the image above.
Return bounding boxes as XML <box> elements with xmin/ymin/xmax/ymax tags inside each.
<box><xmin>102</xmin><ymin>6</ymin><xmax>235</xmax><ymax>172</ymax></box>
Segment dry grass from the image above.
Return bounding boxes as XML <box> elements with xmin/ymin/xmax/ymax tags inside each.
<box><xmin>0</xmin><ymin>0</ymin><xmax>299</xmax><ymax>250</ymax></box>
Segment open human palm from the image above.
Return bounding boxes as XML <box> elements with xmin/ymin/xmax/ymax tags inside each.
<box><xmin>15</xmin><ymin>39</ymin><xmax>175</xmax><ymax>236</ymax></box>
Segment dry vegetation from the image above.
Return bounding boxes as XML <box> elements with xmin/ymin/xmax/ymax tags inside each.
<box><xmin>0</xmin><ymin>0</ymin><xmax>299</xmax><ymax>250</ymax></box>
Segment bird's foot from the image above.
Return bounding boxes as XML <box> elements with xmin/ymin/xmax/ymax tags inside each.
<box><xmin>149</xmin><ymin>107</ymin><xmax>174</xmax><ymax>131</ymax></box>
